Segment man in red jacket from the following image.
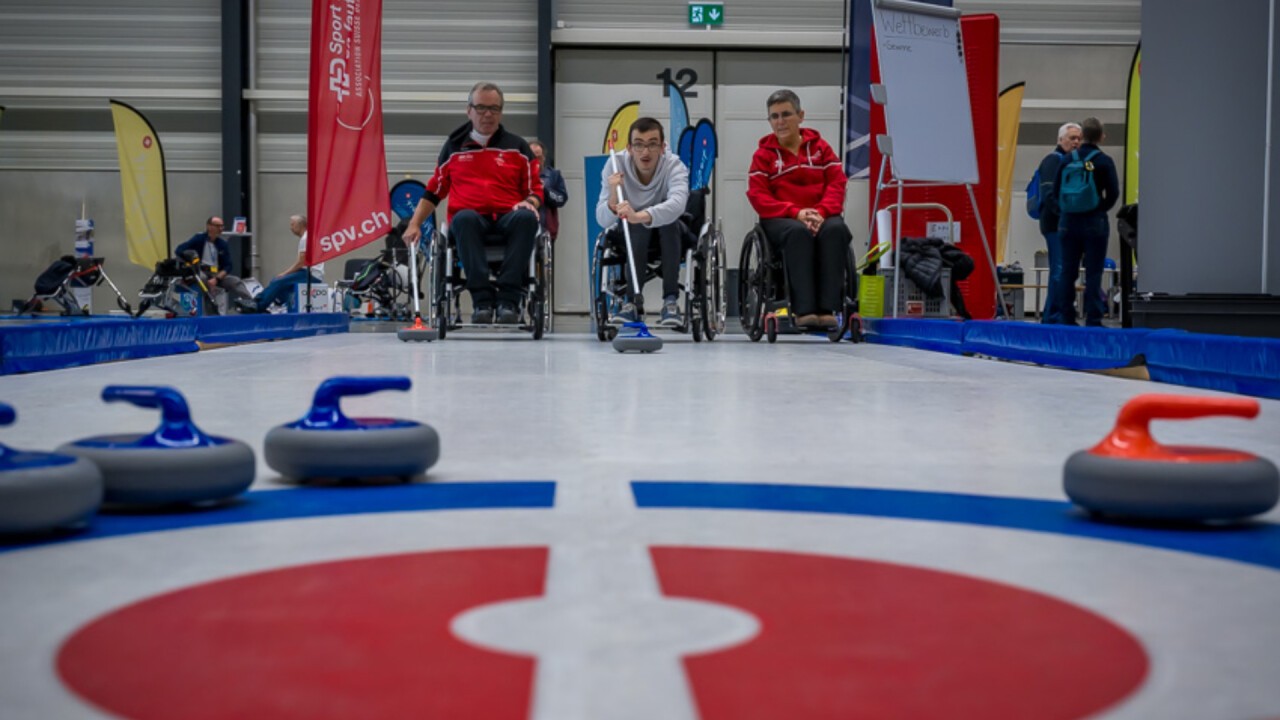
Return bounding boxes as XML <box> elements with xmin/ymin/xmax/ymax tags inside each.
<box><xmin>404</xmin><ymin>82</ymin><xmax>543</xmax><ymax>324</ymax></box>
<box><xmin>746</xmin><ymin>89</ymin><xmax>851</xmax><ymax>330</ymax></box>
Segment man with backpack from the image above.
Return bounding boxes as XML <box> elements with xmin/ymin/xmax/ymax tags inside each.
<box><xmin>1029</xmin><ymin>122</ymin><xmax>1081</xmax><ymax>324</ymax></box>
<box><xmin>1054</xmin><ymin>117</ymin><xmax>1119</xmax><ymax>326</ymax></box>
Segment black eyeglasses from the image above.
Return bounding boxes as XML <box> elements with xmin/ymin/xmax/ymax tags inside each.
<box><xmin>470</xmin><ymin>103</ymin><xmax>503</xmax><ymax>115</ymax></box>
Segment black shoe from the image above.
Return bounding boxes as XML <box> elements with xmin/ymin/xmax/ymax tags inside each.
<box><xmin>234</xmin><ymin>297</ymin><xmax>261</xmax><ymax>314</ymax></box>
<box><xmin>496</xmin><ymin>304</ymin><xmax>520</xmax><ymax>325</ymax></box>
<box><xmin>471</xmin><ymin>306</ymin><xmax>494</xmax><ymax>324</ymax></box>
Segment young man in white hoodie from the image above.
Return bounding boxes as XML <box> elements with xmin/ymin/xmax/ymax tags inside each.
<box><xmin>595</xmin><ymin>117</ymin><xmax>690</xmax><ymax>326</ymax></box>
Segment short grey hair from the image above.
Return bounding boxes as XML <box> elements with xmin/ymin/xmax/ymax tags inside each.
<box><xmin>1057</xmin><ymin>122</ymin><xmax>1082</xmax><ymax>143</ymax></box>
<box><xmin>766</xmin><ymin>89</ymin><xmax>802</xmax><ymax>113</ymax></box>
<box><xmin>468</xmin><ymin>82</ymin><xmax>504</xmax><ymax>106</ymax></box>
<box><xmin>290</xmin><ymin>214</ymin><xmax>307</xmax><ymax>227</ymax></box>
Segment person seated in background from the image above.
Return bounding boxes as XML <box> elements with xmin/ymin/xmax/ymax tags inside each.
<box><xmin>594</xmin><ymin>116</ymin><xmax>690</xmax><ymax>326</ymax></box>
<box><xmin>401</xmin><ymin>81</ymin><xmax>542</xmax><ymax>325</ymax></box>
<box><xmin>236</xmin><ymin>215</ymin><xmax>324</xmax><ymax>313</ymax></box>
<box><xmin>745</xmin><ymin>89</ymin><xmax>851</xmax><ymax>330</ymax></box>
<box><xmin>529</xmin><ymin>139</ymin><xmax>567</xmax><ymax>243</ymax></box>
<box><xmin>174</xmin><ymin>215</ymin><xmax>253</xmax><ymax>314</ymax></box>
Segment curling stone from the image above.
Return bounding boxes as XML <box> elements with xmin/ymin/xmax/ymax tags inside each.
<box><xmin>264</xmin><ymin>376</ymin><xmax>439</xmax><ymax>481</ymax></box>
<box><xmin>397</xmin><ymin>315</ymin><xmax>438</xmax><ymax>343</ymax></box>
<box><xmin>58</xmin><ymin>387</ymin><xmax>255</xmax><ymax>506</ymax></box>
<box><xmin>0</xmin><ymin>403</ymin><xmax>103</xmax><ymax>534</ymax></box>
<box><xmin>612</xmin><ymin>321</ymin><xmax>664</xmax><ymax>353</ymax></box>
<box><xmin>1064</xmin><ymin>394</ymin><xmax>1280</xmax><ymax>522</ymax></box>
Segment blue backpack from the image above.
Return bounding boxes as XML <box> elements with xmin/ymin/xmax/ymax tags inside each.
<box><xmin>1058</xmin><ymin>149</ymin><xmax>1101</xmax><ymax>214</ymax></box>
<box><xmin>1025</xmin><ymin>151</ymin><xmax>1063</xmax><ymax>220</ymax></box>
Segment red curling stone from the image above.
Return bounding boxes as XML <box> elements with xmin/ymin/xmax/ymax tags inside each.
<box><xmin>1064</xmin><ymin>394</ymin><xmax>1279</xmax><ymax>521</ymax></box>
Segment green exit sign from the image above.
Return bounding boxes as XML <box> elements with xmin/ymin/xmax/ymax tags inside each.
<box><xmin>689</xmin><ymin>2</ymin><xmax>724</xmax><ymax>26</ymax></box>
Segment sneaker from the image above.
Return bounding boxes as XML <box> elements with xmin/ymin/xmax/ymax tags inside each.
<box><xmin>659</xmin><ymin>300</ymin><xmax>682</xmax><ymax>327</ymax></box>
<box><xmin>795</xmin><ymin>314</ymin><xmax>819</xmax><ymax>328</ymax></box>
<box><xmin>471</xmin><ymin>306</ymin><xmax>494</xmax><ymax>324</ymax></box>
<box><xmin>496</xmin><ymin>304</ymin><xmax>519</xmax><ymax>325</ymax></box>
<box><xmin>815</xmin><ymin>313</ymin><xmax>838</xmax><ymax>330</ymax></box>
<box><xmin>610</xmin><ymin>302</ymin><xmax>639</xmax><ymax>325</ymax></box>
<box><xmin>234</xmin><ymin>297</ymin><xmax>261</xmax><ymax>314</ymax></box>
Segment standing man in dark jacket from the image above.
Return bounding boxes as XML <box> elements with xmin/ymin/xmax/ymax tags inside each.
<box><xmin>1036</xmin><ymin>122</ymin><xmax>1081</xmax><ymax>324</ymax></box>
<box><xmin>529</xmin><ymin>140</ymin><xmax>567</xmax><ymax>242</ymax></box>
<box><xmin>402</xmin><ymin>82</ymin><xmax>543</xmax><ymax>324</ymax></box>
<box><xmin>1055</xmin><ymin>117</ymin><xmax>1119</xmax><ymax>326</ymax></box>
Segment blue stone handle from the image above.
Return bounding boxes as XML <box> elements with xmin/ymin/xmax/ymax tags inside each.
<box><xmin>303</xmin><ymin>376</ymin><xmax>412</xmax><ymax>429</ymax></box>
<box><xmin>102</xmin><ymin>385</ymin><xmax>215</xmax><ymax>447</ymax></box>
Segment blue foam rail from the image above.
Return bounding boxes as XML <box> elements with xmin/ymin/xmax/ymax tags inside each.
<box><xmin>862</xmin><ymin>318</ymin><xmax>965</xmax><ymax>354</ymax></box>
<box><xmin>961</xmin><ymin>322</ymin><xmax>1151</xmax><ymax>371</ymax></box>
<box><xmin>0</xmin><ymin>313</ymin><xmax>349</xmax><ymax>375</ymax></box>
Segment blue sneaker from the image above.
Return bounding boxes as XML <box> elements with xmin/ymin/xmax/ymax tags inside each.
<box><xmin>659</xmin><ymin>300</ymin><xmax>682</xmax><ymax>327</ymax></box>
<box><xmin>610</xmin><ymin>302</ymin><xmax>639</xmax><ymax>325</ymax></box>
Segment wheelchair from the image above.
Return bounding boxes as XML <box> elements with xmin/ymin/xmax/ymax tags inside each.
<box><xmin>737</xmin><ymin>223</ymin><xmax>862</xmax><ymax>344</ymax></box>
<box><xmin>339</xmin><ymin>245</ymin><xmax>413</xmax><ymax>321</ymax></box>
<box><xmin>422</xmin><ymin>216</ymin><xmax>553</xmax><ymax>340</ymax></box>
<box><xmin>134</xmin><ymin>252</ymin><xmax>217</xmax><ymax>318</ymax></box>
<box><xmin>19</xmin><ymin>255</ymin><xmax>133</xmax><ymax>316</ymax></box>
<box><xmin>590</xmin><ymin>188</ymin><xmax>728</xmax><ymax>343</ymax></box>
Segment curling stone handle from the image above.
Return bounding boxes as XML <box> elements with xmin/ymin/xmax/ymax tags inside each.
<box><xmin>1100</xmin><ymin>394</ymin><xmax>1260</xmax><ymax>455</ymax></box>
<box><xmin>103</xmin><ymin>386</ymin><xmax>192</xmax><ymax>422</ymax></box>
<box><xmin>102</xmin><ymin>385</ymin><xmax>212</xmax><ymax>447</ymax></box>
<box><xmin>303</xmin><ymin>376</ymin><xmax>412</xmax><ymax>429</ymax></box>
<box><xmin>0</xmin><ymin>403</ymin><xmax>14</xmax><ymax>427</ymax></box>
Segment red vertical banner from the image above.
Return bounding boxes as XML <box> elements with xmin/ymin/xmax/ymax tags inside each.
<box><xmin>869</xmin><ymin>14</ymin><xmax>1000</xmax><ymax>319</ymax></box>
<box><xmin>307</xmin><ymin>0</ymin><xmax>393</xmax><ymax>265</ymax></box>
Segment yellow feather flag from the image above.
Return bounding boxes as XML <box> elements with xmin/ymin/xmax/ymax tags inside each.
<box><xmin>1124</xmin><ymin>45</ymin><xmax>1141</xmax><ymax>205</ymax></box>
<box><xmin>602</xmin><ymin>101</ymin><xmax>640</xmax><ymax>154</ymax></box>
<box><xmin>995</xmin><ymin>82</ymin><xmax>1025</xmax><ymax>264</ymax></box>
<box><xmin>110</xmin><ymin>100</ymin><xmax>169</xmax><ymax>269</ymax></box>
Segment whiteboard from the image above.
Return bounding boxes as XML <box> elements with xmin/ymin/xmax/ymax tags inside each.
<box><xmin>871</xmin><ymin>0</ymin><xmax>978</xmax><ymax>184</ymax></box>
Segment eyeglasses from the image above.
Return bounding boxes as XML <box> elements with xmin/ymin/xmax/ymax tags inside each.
<box><xmin>768</xmin><ymin>111</ymin><xmax>797</xmax><ymax>121</ymax></box>
<box><xmin>209</xmin><ymin>222</ymin><xmax>224</xmax><ymax>228</ymax></box>
<box><xmin>629</xmin><ymin>141</ymin><xmax>663</xmax><ymax>152</ymax></box>
<box><xmin>469</xmin><ymin>103</ymin><xmax>503</xmax><ymax>115</ymax></box>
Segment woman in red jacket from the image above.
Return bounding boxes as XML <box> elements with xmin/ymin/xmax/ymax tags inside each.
<box><xmin>746</xmin><ymin>89</ymin><xmax>851</xmax><ymax>329</ymax></box>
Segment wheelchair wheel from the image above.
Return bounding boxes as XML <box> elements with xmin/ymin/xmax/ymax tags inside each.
<box><xmin>738</xmin><ymin>228</ymin><xmax>769</xmax><ymax>342</ymax></box>
<box><xmin>828</xmin><ymin>246</ymin><xmax>860</xmax><ymax>343</ymax></box>
<box><xmin>541</xmin><ymin>235</ymin><xmax>554</xmax><ymax>336</ymax></box>
<box><xmin>590</xmin><ymin>233</ymin><xmax>621</xmax><ymax>342</ymax></box>
<box><xmin>701</xmin><ymin>225</ymin><xmax>727</xmax><ymax>341</ymax></box>
<box><xmin>690</xmin><ymin>286</ymin><xmax>704</xmax><ymax>343</ymax></box>
<box><xmin>430</xmin><ymin>235</ymin><xmax>450</xmax><ymax>338</ymax></box>
<box><xmin>530</xmin><ymin>233</ymin><xmax>551</xmax><ymax>340</ymax></box>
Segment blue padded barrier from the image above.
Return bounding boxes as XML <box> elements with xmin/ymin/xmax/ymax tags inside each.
<box><xmin>1142</xmin><ymin>330</ymin><xmax>1280</xmax><ymax>400</ymax></box>
<box><xmin>962</xmin><ymin>322</ymin><xmax>1152</xmax><ymax>370</ymax></box>
<box><xmin>862</xmin><ymin>318</ymin><xmax>966</xmax><ymax>354</ymax></box>
<box><xmin>0</xmin><ymin>317</ymin><xmax>198</xmax><ymax>375</ymax></box>
<box><xmin>195</xmin><ymin>312</ymin><xmax>349</xmax><ymax>345</ymax></box>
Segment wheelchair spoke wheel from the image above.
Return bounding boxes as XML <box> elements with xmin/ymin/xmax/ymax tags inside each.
<box><xmin>738</xmin><ymin>231</ymin><xmax>766</xmax><ymax>342</ymax></box>
<box><xmin>703</xmin><ymin>228</ymin><xmax>727</xmax><ymax>341</ymax></box>
<box><xmin>591</xmin><ymin>236</ymin><xmax>612</xmax><ymax>342</ymax></box>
